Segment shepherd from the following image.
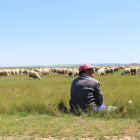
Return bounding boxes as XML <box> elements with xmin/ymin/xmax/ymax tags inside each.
<box><xmin>69</xmin><ymin>63</ymin><xmax>106</xmax><ymax>113</ymax></box>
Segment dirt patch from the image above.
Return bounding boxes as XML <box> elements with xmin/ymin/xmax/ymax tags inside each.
<box><xmin>0</xmin><ymin>134</ymin><xmax>136</xmax><ymax>140</ymax></box>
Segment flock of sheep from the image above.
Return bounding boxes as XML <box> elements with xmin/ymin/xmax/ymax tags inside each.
<box><xmin>95</xmin><ymin>65</ymin><xmax>140</xmax><ymax>76</ymax></box>
<box><xmin>0</xmin><ymin>68</ymin><xmax>48</xmax><ymax>80</ymax></box>
<box><xmin>0</xmin><ymin>65</ymin><xmax>140</xmax><ymax>80</ymax></box>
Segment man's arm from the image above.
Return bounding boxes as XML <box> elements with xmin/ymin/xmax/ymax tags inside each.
<box><xmin>94</xmin><ymin>82</ymin><xmax>104</xmax><ymax>105</ymax></box>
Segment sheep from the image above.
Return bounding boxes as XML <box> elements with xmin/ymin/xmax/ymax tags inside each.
<box><xmin>114</xmin><ymin>67</ymin><xmax>119</xmax><ymax>72</ymax></box>
<box><xmin>42</xmin><ymin>69</ymin><xmax>50</xmax><ymax>75</ymax></box>
<box><xmin>2</xmin><ymin>69</ymin><xmax>10</xmax><ymax>75</ymax></box>
<box><xmin>29</xmin><ymin>71</ymin><xmax>41</xmax><ymax>80</ymax></box>
<box><xmin>66</xmin><ymin>70</ymin><xmax>74</xmax><ymax>78</ymax></box>
<box><xmin>23</xmin><ymin>69</ymin><xmax>29</xmax><ymax>74</ymax></box>
<box><xmin>34</xmin><ymin>69</ymin><xmax>41</xmax><ymax>74</ymax></box>
<box><xmin>121</xmin><ymin>67</ymin><xmax>137</xmax><ymax>76</ymax></box>
<box><xmin>97</xmin><ymin>69</ymin><xmax>105</xmax><ymax>76</ymax></box>
<box><xmin>15</xmin><ymin>69</ymin><xmax>19</xmax><ymax>75</ymax></box>
<box><xmin>121</xmin><ymin>68</ymin><xmax>132</xmax><ymax>76</ymax></box>
<box><xmin>50</xmin><ymin>68</ymin><xmax>55</xmax><ymax>73</ymax></box>
<box><xmin>0</xmin><ymin>70</ymin><xmax>9</xmax><ymax>77</ymax></box>
<box><xmin>131</xmin><ymin>67</ymin><xmax>137</xmax><ymax>75</ymax></box>
<box><xmin>57</xmin><ymin>68</ymin><xmax>64</xmax><ymax>74</ymax></box>
<box><xmin>119</xmin><ymin>66</ymin><xmax>125</xmax><ymax>69</ymax></box>
<box><xmin>105</xmin><ymin>69</ymin><xmax>110</xmax><ymax>75</ymax></box>
<box><xmin>11</xmin><ymin>69</ymin><xmax>15</xmax><ymax>75</ymax></box>
<box><xmin>135</xmin><ymin>67</ymin><xmax>139</xmax><ymax>72</ymax></box>
<box><xmin>72</xmin><ymin>69</ymin><xmax>79</xmax><ymax>77</ymax></box>
<box><xmin>66</xmin><ymin>69</ymin><xmax>79</xmax><ymax>78</ymax></box>
<box><xmin>95</xmin><ymin>67</ymin><xmax>100</xmax><ymax>72</ymax></box>
<box><xmin>19</xmin><ymin>69</ymin><xmax>25</xmax><ymax>74</ymax></box>
<box><xmin>110</xmin><ymin>68</ymin><xmax>114</xmax><ymax>75</ymax></box>
<box><xmin>54</xmin><ymin>68</ymin><xmax>59</xmax><ymax>73</ymax></box>
<box><xmin>63</xmin><ymin>68</ymin><xmax>68</xmax><ymax>74</ymax></box>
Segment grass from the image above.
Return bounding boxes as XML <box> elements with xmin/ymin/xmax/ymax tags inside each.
<box><xmin>0</xmin><ymin>114</ymin><xmax>140</xmax><ymax>139</ymax></box>
<box><xmin>0</xmin><ymin>113</ymin><xmax>140</xmax><ymax>138</ymax></box>
<box><xmin>0</xmin><ymin>69</ymin><xmax>140</xmax><ymax>139</ymax></box>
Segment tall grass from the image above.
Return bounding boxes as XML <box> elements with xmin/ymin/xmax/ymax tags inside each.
<box><xmin>0</xmin><ymin>70</ymin><xmax>140</xmax><ymax>118</ymax></box>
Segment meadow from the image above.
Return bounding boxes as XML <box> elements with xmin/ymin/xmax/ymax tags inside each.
<box><xmin>0</xmin><ymin>68</ymin><xmax>140</xmax><ymax>139</ymax></box>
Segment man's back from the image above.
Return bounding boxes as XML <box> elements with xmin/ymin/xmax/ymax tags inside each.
<box><xmin>70</xmin><ymin>73</ymin><xmax>104</xmax><ymax>111</ymax></box>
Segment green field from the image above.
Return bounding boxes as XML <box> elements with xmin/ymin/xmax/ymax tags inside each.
<box><xmin>0</xmin><ymin>69</ymin><xmax>140</xmax><ymax>139</ymax></box>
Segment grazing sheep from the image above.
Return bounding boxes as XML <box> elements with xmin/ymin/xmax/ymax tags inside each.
<box><xmin>23</xmin><ymin>69</ymin><xmax>29</xmax><ymax>74</ymax></box>
<box><xmin>119</xmin><ymin>66</ymin><xmax>125</xmax><ymax>69</ymax></box>
<box><xmin>11</xmin><ymin>69</ymin><xmax>15</xmax><ymax>75</ymax></box>
<box><xmin>42</xmin><ymin>69</ymin><xmax>50</xmax><ymax>75</ymax></box>
<box><xmin>15</xmin><ymin>69</ymin><xmax>19</xmax><ymax>75</ymax></box>
<box><xmin>63</xmin><ymin>68</ymin><xmax>68</xmax><ymax>74</ymax></box>
<box><xmin>29</xmin><ymin>71</ymin><xmax>41</xmax><ymax>80</ymax></box>
<box><xmin>135</xmin><ymin>67</ymin><xmax>139</xmax><ymax>72</ymax></box>
<box><xmin>66</xmin><ymin>69</ymin><xmax>79</xmax><ymax>78</ymax></box>
<box><xmin>95</xmin><ymin>67</ymin><xmax>100</xmax><ymax>72</ymax></box>
<box><xmin>57</xmin><ymin>68</ymin><xmax>64</xmax><ymax>74</ymax></box>
<box><xmin>50</xmin><ymin>68</ymin><xmax>55</xmax><ymax>73</ymax></box>
<box><xmin>19</xmin><ymin>69</ymin><xmax>25</xmax><ymax>74</ymax></box>
<box><xmin>121</xmin><ymin>67</ymin><xmax>137</xmax><ymax>76</ymax></box>
<box><xmin>114</xmin><ymin>67</ymin><xmax>119</xmax><ymax>72</ymax></box>
<box><xmin>97</xmin><ymin>69</ymin><xmax>105</xmax><ymax>76</ymax></box>
<box><xmin>54</xmin><ymin>68</ymin><xmax>58</xmax><ymax>72</ymax></box>
<box><xmin>110</xmin><ymin>68</ymin><xmax>114</xmax><ymax>75</ymax></box>
<box><xmin>131</xmin><ymin>67</ymin><xmax>137</xmax><ymax>75</ymax></box>
<box><xmin>34</xmin><ymin>69</ymin><xmax>41</xmax><ymax>74</ymax></box>
<box><xmin>121</xmin><ymin>68</ymin><xmax>132</xmax><ymax>76</ymax></box>
<box><xmin>0</xmin><ymin>71</ymin><xmax>9</xmax><ymax>77</ymax></box>
<box><xmin>72</xmin><ymin>69</ymin><xmax>79</xmax><ymax>77</ymax></box>
<box><xmin>97</xmin><ymin>68</ymin><xmax>105</xmax><ymax>76</ymax></box>
<box><xmin>105</xmin><ymin>69</ymin><xmax>110</xmax><ymax>75</ymax></box>
<box><xmin>66</xmin><ymin>70</ymin><xmax>74</xmax><ymax>78</ymax></box>
<box><xmin>2</xmin><ymin>69</ymin><xmax>10</xmax><ymax>75</ymax></box>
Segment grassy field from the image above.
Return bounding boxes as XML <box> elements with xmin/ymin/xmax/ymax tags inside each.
<box><xmin>0</xmin><ymin>69</ymin><xmax>140</xmax><ymax>139</ymax></box>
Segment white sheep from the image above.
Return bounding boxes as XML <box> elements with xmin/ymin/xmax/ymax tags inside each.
<box><xmin>63</xmin><ymin>68</ymin><xmax>68</xmax><ymax>74</ymax></box>
<box><xmin>23</xmin><ymin>69</ymin><xmax>29</xmax><ymax>74</ymax></box>
<box><xmin>15</xmin><ymin>69</ymin><xmax>19</xmax><ymax>75</ymax></box>
<box><xmin>19</xmin><ymin>69</ymin><xmax>25</xmax><ymax>74</ymax></box>
<box><xmin>66</xmin><ymin>70</ymin><xmax>73</xmax><ymax>78</ymax></box>
<box><xmin>34</xmin><ymin>69</ymin><xmax>41</xmax><ymax>74</ymax></box>
<box><xmin>121</xmin><ymin>68</ymin><xmax>133</xmax><ymax>76</ymax></box>
<box><xmin>57</xmin><ymin>68</ymin><xmax>64</xmax><ymax>74</ymax></box>
<box><xmin>42</xmin><ymin>69</ymin><xmax>50</xmax><ymax>75</ymax></box>
<box><xmin>66</xmin><ymin>69</ymin><xmax>79</xmax><ymax>78</ymax></box>
<box><xmin>121</xmin><ymin>68</ymin><xmax>136</xmax><ymax>76</ymax></box>
<box><xmin>97</xmin><ymin>69</ymin><xmax>105</xmax><ymax>76</ymax></box>
<box><xmin>11</xmin><ymin>69</ymin><xmax>15</xmax><ymax>75</ymax></box>
<box><xmin>29</xmin><ymin>71</ymin><xmax>41</xmax><ymax>80</ymax></box>
<box><xmin>50</xmin><ymin>68</ymin><xmax>55</xmax><ymax>73</ymax></box>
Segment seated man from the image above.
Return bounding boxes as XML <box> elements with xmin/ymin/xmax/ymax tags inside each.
<box><xmin>69</xmin><ymin>63</ymin><xmax>106</xmax><ymax>113</ymax></box>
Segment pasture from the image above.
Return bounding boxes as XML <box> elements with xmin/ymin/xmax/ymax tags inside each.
<box><xmin>0</xmin><ymin>68</ymin><xmax>140</xmax><ymax>139</ymax></box>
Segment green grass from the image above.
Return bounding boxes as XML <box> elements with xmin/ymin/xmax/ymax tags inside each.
<box><xmin>0</xmin><ymin>114</ymin><xmax>140</xmax><ymax>139</ymax></box>
<box><xmin>0</xmin><ymin>70</ymin><xmax>139</xmax><ymax>117</ymax></box>
<box><xmin>0</xmin><ymin>70</ymin><xmax>140</xmax><ymax>139</ymax></box>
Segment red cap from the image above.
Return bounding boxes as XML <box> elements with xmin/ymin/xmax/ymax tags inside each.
<box><xmin>78</xmin><ymin>63</ymin><xmax>96</xmax><ymax>72</ymax></box>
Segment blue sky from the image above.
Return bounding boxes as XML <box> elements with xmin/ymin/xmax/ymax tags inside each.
<box><xmin>0</xmin><ymin>0</ymin><xmax>140</xmax><ymax>66</ymax></box>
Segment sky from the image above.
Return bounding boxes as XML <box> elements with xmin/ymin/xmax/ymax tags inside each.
<box><xmin>0</xmin><ymin>0</ymin><xmax>140</xmax><ymax>67</ymax></box>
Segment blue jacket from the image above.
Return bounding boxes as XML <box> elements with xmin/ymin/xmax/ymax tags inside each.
<box><xmin>69</xmin><ymin>73</ymin><xmax>104</xmax><ymax>110</ymax></box>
